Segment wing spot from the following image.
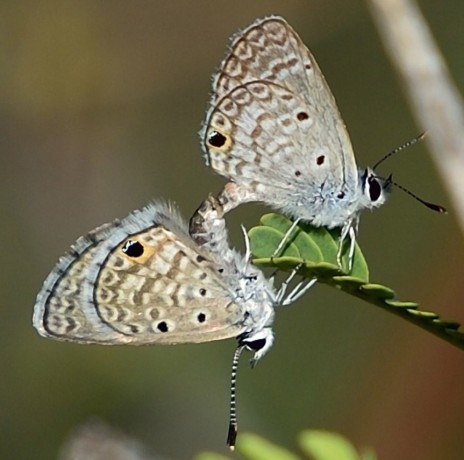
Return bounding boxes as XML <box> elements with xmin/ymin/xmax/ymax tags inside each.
<box><xmin>295</xmin><ymin>170</ymin><xmax>302</xmax><ymax>177</ymax></box>
<box><xmin>113</xmin><ymin>257</ymin><xmax>125</xmax><ymax>268</ymax></box>
<box><xmin>197</xmin><ymin>313</ymin><xmax>206</xmax><ymax>323</ymax></box>
<box><xmin>122</xmin><ymin>240</ymin><xmax>144</xmax><ymax>258</ymax></box>
<box><xmin>297</xmin><ymin>111</ymin><xmax>309</xmax><ymax>121</ymax></box>
<box><xmin>316</xmin><ymin>155</ymin><xmax>325</xmax><ymax>165</ymax></box>
<box><xmin>208</xmin><ymin>131</ymin><xmax>227</xmax><ymax>148</ymax></box>
<box><xmin>199</xmin><ymin>288</ymin><xmax>207</xmax><ymax>297</ymax></box>
<box><xmin>157</xmin><ymin>321</ymin><xmax>168</xmax><ymax>333</ymax></box>
<box><xmin>337</xmin><ymin>192</ymin><xmax>345</xmax><ymax>199</ymax></box>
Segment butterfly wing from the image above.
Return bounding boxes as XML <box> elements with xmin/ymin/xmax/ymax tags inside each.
<box><xmin>201</xmin><ymin>16</ymin><xmax>359</xmax><ymax>224</ymax></box>
<box><xmin>33</xmin><ymin>203</ymin><xmax>246</xmax><ymax>345</ymax></box>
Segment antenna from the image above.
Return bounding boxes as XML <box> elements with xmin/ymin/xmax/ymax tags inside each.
<box><xmin>385</xmin><ymin>174</ymin><xmax>447</xmax><ymax>213</ymax></box>
<box><xmin>373</xmin><ymin>132</ymin><xmax>426</xmax><ymax>171</ymax></box>
<box><xmin>372</xmin><ymin>133</ymin><xmax>447</xmax><ymax>213</ymax></box>
<box><xmin>227</xmin><ymin>345</ymin><xmax>245</xmax><ymax>450</ymax></box>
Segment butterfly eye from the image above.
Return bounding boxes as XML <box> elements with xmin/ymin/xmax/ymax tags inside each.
<box><xmin>122</xmin><ymin>240</ymin><xmax>144</xmax><ymax>258</ymax></box>
<box><xmin>368</xmin><ymin>176</ymin><xmax>382</xmax><ymax>202</ymax></box>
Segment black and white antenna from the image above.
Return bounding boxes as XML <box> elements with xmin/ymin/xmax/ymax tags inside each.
<box><xmin>227</xmin><ymin>345</ymin><xmax>245</xmax><ymax>450</ymax></box>
<box><xmin>374</xmin><ymin>133</ymin><xmax>447</xmax><ymax>213</ymax></box>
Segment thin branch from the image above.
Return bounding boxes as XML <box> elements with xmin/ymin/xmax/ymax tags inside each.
<box><xmin>366</xmin><ymin>0</ymin><xmax>464</xmax><ymax>234</ymax></box>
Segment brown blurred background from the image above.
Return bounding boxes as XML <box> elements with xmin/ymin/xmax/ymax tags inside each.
<box><xmin>1</xmin><ymin>1</ymin><xmax>463</xmax><ymax>459</ymax></box>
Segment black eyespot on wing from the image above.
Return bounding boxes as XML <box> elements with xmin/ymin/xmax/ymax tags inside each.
<box><xmin>207</xmin><ymin>130</ymin><xmax>227</xmax><ymax>148</ymax></box>
<box><xmin>297</xmin><ymin>111</ymin><xmax>309</xmax><ymax>121</ymax></box>
<box><xmin>157</xmin><ymin>321</ymin><xmax>168</xmax><ymax>333</ymax></box>
<box><xmin>295</xmin><ymin>170</ymin><xmax>301</xmax><ymax>177</ymax></box>
<box><xmin>368</xmin><ymin>177</ymin><xmax>382</xmax><ymax>202</ymax></box>
<box><xmin>199</xmin><ymin>288</ymin><xmax>207</xmax><ymax>297</ymax></box>
<box><xmin>122</xmin><ymin>240</ymin><xmax>144</xmax><ymax>258</ymax></box>
<box><xmin>337</xmin><ymin>191</ymin><xmax>345</xmax><ymax>199</ymax></box>
<box><xmin>197</xmin><ymin>313</ymin><xmax>206</xmax><ymax>323</ymax></box>
<box><xmin>316</xmin><ymin>155</ymin><xmax>325</xmax><ymax>165</ymax></box>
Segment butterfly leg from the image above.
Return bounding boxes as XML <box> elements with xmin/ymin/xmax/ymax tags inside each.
<box><xmin>337</xmin><ymin>220</ymin><xmax>358</xmax><ymax>272</ymax></box>
<box><xmin>271</xmin><ymin>218</ymin><xmax>301</xmax><ymax>258</ymax></box>
<box><xmin>347</xmin><ymin>225</ymin><xmax>357</xmax><ymax>272</ymax></box>
<box><xmin>337</xmin><ymin>221</ymin><xmax>352</xmax><ymax>270</ymax></box>
<box><xmin>275</xmin><ymin>263</ymin><xmax>303</xmax><ymax>303</ymax></box>
<box><xmin>281</xmin><ymin>277</ymin><xmax>317</xmax><ymax>305</ymax></box>
<box><xmin>275</xmin><ymin>263</ymin><xmax>317</xmax><ymax>306</ymax></box>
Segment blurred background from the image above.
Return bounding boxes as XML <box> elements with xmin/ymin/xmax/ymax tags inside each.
<box><xmin>1</xmin><ymin>1</ymin><xmax>463</xmax><ymax>459</ymax></box>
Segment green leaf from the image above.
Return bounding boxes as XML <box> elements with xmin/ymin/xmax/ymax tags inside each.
<box><xmin>299</xmin><ymin>430</ymin><xmax>361</xmax><ymax>460</ymax></box>
<box><xmin>249</xmin><ymin>226</ymin><xmax>300</xmax><ymax>259</ymax></box>
<box><xmin>260</xmin><ymin>214</ymin><xmax>324</xmax><ymax>262</ymax></box>
<box><xmin>248</xmin><ymin>213</ymin><xmax>464</xmax><ymax>351</ymax></box>
<box><xmin>236</xmin><ymin>433</ymin><xmax>300</xmax><ymax>460</ymax></box>
<box><xmin>252</xmin><ymin>214</ymin><xmax>369</xmax><ymax>282</ymax></box>
<box><xmin>195</xmin><ymin>430</ymin><xmax>377</xmax><ymax>460</ymax></box>
<box><xmin>194</xmin><ymin>453</ymin><xmax>232</xmax><ymax>460</ymax></box>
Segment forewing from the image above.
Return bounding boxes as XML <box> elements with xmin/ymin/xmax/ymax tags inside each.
<box><xmin>202</xmin><ymin>16</ymin><xmax>357</xmax><ymax>201</ymax></box>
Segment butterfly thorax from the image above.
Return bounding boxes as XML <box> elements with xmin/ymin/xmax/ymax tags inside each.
<box><xmin>278</xmin><ymin>166</ymin><xmax>391</xmax><ymax>230</ymax></box>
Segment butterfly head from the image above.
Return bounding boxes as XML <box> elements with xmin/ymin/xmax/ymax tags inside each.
<box><xmin>358</xmin><ymin>167</ymin><xmax>392</xmax><ymax>211</ymax></box>
<box><xmin>239</xmin><ymin>327</ymin><xmax>274</xmax><ymax>366</ymax></box>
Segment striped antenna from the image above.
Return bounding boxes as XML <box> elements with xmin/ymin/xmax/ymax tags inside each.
<box><xmin>227</xmin><ymin>345</ymin><xmax>245</xmax><ymax>450</ymax></box>
<box><xmin>373</xmin><ymin>132</ymin><xmax>426</xmax><ymax>171</ymax></box>
<box><xmin>373</xmin><ymin>133</ymin><xmax>447</xmax><ymax>213</ymax></box>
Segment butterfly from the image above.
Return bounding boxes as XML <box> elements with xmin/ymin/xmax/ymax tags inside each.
<box><xmin>33</xmin><ymin>199</ymin><xmax>313</xmax><ymax>448</ymax></box>
<box><xmin>33</xmin><ymin>200</ymin><xmax>280</xmax><ymax>351</ymax></box>
<box><xmin>199</xmin><ymin>15</ymin><xmax>393</xmax><ymax>268</ymax></box>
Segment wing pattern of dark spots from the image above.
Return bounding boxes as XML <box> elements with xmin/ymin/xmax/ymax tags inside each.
<box><xmin>207</xmin><ymin>131</ymin><xmax>227</xmax><ymax>148</ymax></box>
<box><xmin>157</xmin><ymin>321</ymin><xmax>168</xmax><ymax>333</ymax></box>
<box><xmin>122</xmin><ymin>240</ymin><xmax>144</xmax><ymax>258</ymax></box>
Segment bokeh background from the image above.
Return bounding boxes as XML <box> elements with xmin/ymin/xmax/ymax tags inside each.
<box><xmin>1</xmin><ymin>1</ymin><xmax>464</xmax><ymax>459</ymax></box>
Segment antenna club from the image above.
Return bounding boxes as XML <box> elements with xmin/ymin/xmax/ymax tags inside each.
<box><xmin>227</xmin><ymin>423</ymin><xmax>238</xmax><ymax>450</ymax></box>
